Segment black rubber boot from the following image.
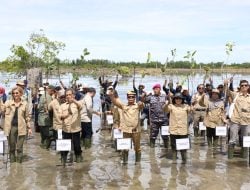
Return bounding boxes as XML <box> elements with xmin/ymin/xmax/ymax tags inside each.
<box><xmin>228</xmin><ymin>145</ymin><xmax>234</xmax><ymax>159</ymax></box>
<box><xmin>16</xmin><ymin>152</ymin><xmax>23</xmax><ymax>164</ymax></box>
<box><xmin>194</xmin><ymin>127</ymin><xmax>199</xmax><ymax>137</ymax></box>
<box><xmin>76</xmin><ymin>154</ymin><xmax>83</xmax><ymax>163</ymax></box>
<box><xmin>61</xmin><ymin>153</ymin><xmax>67</xmax><ymax>167</ymax></box>
<box><xmin>150</xmin><ymin>139</ymin><xmax>155</xmax><ymax>148</ymax></box>
<box><xmin>181</xmin><ymin>150</ymin><xmax>187</xmax><ymax>164</ymax></box>
<box><xmin>135</xmin><ymin>152</ymin><xmax>141</xmax><ymax>162</ymax></box>
<box><xmin>207</xmin><ymin>137</ymin><xmax>213</xmax><ymax>147</ymax></box>
<box><xmin>122</xmin><ymin>151</ymin><xmax>129</xmax><ymax>164</ymax></box>
<box><xmin>241</xmin><ymin>147</ymin><xmax>248</xmax><ymax>159</ymax></box>
<box><xmin>172</xmin><ymin>149</ymin><xmax>177</xmax><ymax>163</ymax></box>
<box><xmin>163</xmin><ymin>139</ymin><xmax>169</xmax><ymax>149</ymax></box>
<box><xmin>213</xmin><ymin>137</ymin><xmax>219</xmax><ymax>148</ymax></box>
<box><xmin>45</xmin><ymin>139</ymin><xmax>51</xmax><ymax>150</ymax></box>
<box><xmin>85</xmin><ymin>138</ymin><xmax>92</xmax><ymax>149</ymax></box>
<box><xmin>10</xmin><ymin>153</ymin><xmax>16</xmax><ymax>163</ymax></box>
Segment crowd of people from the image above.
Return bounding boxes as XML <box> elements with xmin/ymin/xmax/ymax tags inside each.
<box><xmin>0</xmin><ymin>76</ymin><xmax>249</xmax><ymax>166</ymax></box>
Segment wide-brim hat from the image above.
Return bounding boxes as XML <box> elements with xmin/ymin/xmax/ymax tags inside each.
<box><xmin>16</xmin><ymin>80</ymin><xmax>25</xmax><ymax>86</ymax></box>
<box><xmin>211</xmin><ymin>89</ymin><xmax>220</xmax><ymax>94</ymax></box>
<box><xmin>127</xmin><ymin>91</ymin><xmax>136</xmax><ymax>96</ymax></box>
<box><xmin>173</xmin><ymin>93</ymin><xmax>184</xmax><ymax>99</ymax></box>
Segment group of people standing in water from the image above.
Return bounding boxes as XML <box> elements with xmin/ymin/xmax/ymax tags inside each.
<box><xmin>0</xmin><ymin>75</ymin><xmax>249</xmax><ymax>166</ymax></box>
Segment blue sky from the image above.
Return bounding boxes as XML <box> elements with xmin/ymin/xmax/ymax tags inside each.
<box><xmin>1</xmin><ymin>0</ymin><xmax>250</xmax><ymax>63</ymax></box>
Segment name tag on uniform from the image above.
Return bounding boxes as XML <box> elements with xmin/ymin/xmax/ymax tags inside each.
<box><xmin>199</xmin><ymin>122</ymin><xmax>206</xmax><ymax>131</ymax></box>
<box><xmin>0</xmin><ymin>141</ymin><xmax>4</xmax><ymax>154</ymax></box>
<box><xmin>243</xmin><ymin>136</ymin><xmax>250</xmax><ymax>147</ymax></box>
<box><xmin>113</xmin><ymin>129</ymin><xmax>123</xmax><ymax>139</ymax></box>
<box><xmin>0</xmin><ymin>131</ymin><xmax>7</xmax><ymax>141</ymax></box>
<box><xmin>161</xmin><ymin>126</ymin><xmax>170</xmax><ymax>135</ymax></box>
<box><xmin>107</xmin><ymin>115</ymin><xmax>114</xmax><ymax>125</ymax></box>
<box><xmin>176</xmin><ymin>138</ymin><xmax>190</xmax><ymax>150</ymax></box>
<box><xmin>216</xmin><ymin>126</ymin><xmax>227</xmax><ymax>136</ymax></box>
<box><xmin>116</xmin><ymin>138</ymin><xmax>132</xmax><ymax>150</ymax></box>
<box><xmin>56</xmin><ymin>139</ymin><xmax>71</xmax><ymax>151</ymax></box>
<box><xmin>58</xmin><ymin>129</ymin><xmax>63</xmax><ymax>140</ymax></box>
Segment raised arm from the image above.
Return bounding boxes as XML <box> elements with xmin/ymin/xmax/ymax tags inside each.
<box><xmin>59</xmin><ymin>80</ymin><xmax>67</xmax><ymax>90</ymax></box>
<box><xmin>107</xmin><ymin>89</ymin><xmax>123</xmax><ymax>109</ymax></box>
<box><xmin>163</xmin><ymin>79</ymin><xmax>169</xmax><ymax>95</ymax></box>
<box><xmin>113</xmin><ymin>74</ymin><xmax>118</xmax><ymax>89</ymax></box>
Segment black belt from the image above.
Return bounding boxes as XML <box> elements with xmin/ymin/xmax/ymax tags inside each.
<box><xmin>195</xmin><ymin>109</ymin><xmax>206</xmax><ymax>111</ymax></box>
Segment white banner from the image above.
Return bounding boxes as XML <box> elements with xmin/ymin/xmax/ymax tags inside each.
<box><xmin>107</xmin><ymin>115</ymin><xmax>114</xmax><ymax>125</ymax></box>
<box><xmin>161</xmin><ymin>126</ymin><xmax>170</xmax><ymax>136</ymax></box>
<box><xmin>243</xmin><ymin>136</ymin><xmax>250</xmax><ymax>147</ymax></box>
<box><xmin>117</xmin><ymin>138</ymin><xmax>132</xmax><ymax>150</ymax></box>
<box><xmin>113</xmin><ymin>128</ymin><xmax>123</xmax><ymax>139</ymax></box>
<box><xmin>216</xmin><ymin>126</ymin><xmax>227</xmax><ymax>136</ymax></box>
<box><xmin>199</xmin><ymin>122</ymin><xmax>206</xmax><ymax>131</ymax></box>
<box><xmin>176</xmin><ymin>138</ymin><xmax>190</xmax><ymax>150</ymax></box>
<box><xmin>56</xmin><ymin>139</ymin><xmax>72</xmax><ymax>151</ymax></box>
<box><xmin>57</xmin><ymin>129</ymin><xmax>63</xmax><ymax>140</ymax></box>
<box><xmin>0</xmin><ymin>131</ymin><xmax>7</xmax><ymax>141</ymax></box>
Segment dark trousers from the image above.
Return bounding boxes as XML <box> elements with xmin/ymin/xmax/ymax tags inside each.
<box><xmin>8</xmin><ymin>127</ymin><xmax>25</xmax><ymax>157</ymax></box>
<box><xmin>61</xmin><ymin>131</ymin><xmax>82</xmax><ymax>156</ymax></box>
<box><xmin>150</xmin><ymin>121</ymin><xmax>168</xmax><ymax>140</ymax></box>
<box><xmin>81</xmin><ymin>122</ymin><xmax>93</xmax><ymax>139</ymax></box>
<box><xmin>206</xmin><ymin>127</ymin><xmax>217</xmax><ymax>138</ymax></box>
<box><xmin>170</xmin><ymin>134</ymin><xmax>188</xmax><ymax>150</ymax></box>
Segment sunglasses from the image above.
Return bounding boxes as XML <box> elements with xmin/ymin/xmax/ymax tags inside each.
<box><xmin>127</xmin><ymin>96</ymin><xmax>135</xmax><ymax>99</ymax></box>
<box><xmin>198</xmin><ymin>87</ymin><xmax>204</xmax><ymax>90</ymax></box>
<box><xmin>241</xmin><ymin>84</ymin><xmax>249</xmax><ymax>87</ymax></box>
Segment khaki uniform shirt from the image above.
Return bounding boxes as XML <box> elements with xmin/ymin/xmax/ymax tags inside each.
<box><xmin>2</xmin><ymin>100</ymin><xmax>30</xmax><ymax>136</ymax></box>
<box><xmin>80</xmin><ymin>94</ymin><xmax>94</xmax><ymax>122</ymax></box>
<box><xmin>199</xmin><ymin>98</ymin><xmax>225</xmax><ymax>128</ymax></box>
<box><xmin>48</xmin><ymin>98</ymin><xmax>62</xmax><ymax>130</ymax></box>
<box><xmin>111</xmin><ymin>105</ymin><xmax>120</xmax><ymax>129</ymax></box>
<box><xmin>166</xmin><ymin>104</ymin><xmax>190</xmax><ymax>135</ymax></box>
<box><xmin>230</xmin><ymin>92</ymin><xmax>250</xmax><ymax>125</ymax></box>
<box><xmin>60</xmin><ymin>102</ymin><xmax>82</xmax><ymax>133</ymax></box>
<box><xmin>191</xmin><ymin>93</ymin><xmax>208</xmax><ymax>110</ymax></box>
<box><xmin>118</xmin><ymin>103</ymin><xmax>141</xmax><ymax>133</ymax></box>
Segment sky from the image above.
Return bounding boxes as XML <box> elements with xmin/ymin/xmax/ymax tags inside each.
<box><xmin>1</xmin><ymin>0</ymin><xmax>250</xmax><ymax>64</ymax></box>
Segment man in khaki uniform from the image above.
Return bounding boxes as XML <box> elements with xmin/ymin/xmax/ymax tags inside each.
<box><xmin>60</xmin><ymin>89</ymin><xmax>83</xmax><ymax>165</ymax></box>
<box><xmin>227</xmin><ymin>80</ymin><xmax>250</xmax><ymax>159</ymax></box>
<box><xmin>108</xmin><ymin>90</ymin><xmax>144</xmax><ymax>163</ymax></box>
<box><xmin>80</xmin><ymin>87</ymin><xmax>100</xmax><ymax>149</ymax></box>
<box><xmin>48</xmin><ymin>87</ymin><xmax>65</xmax><ymax>147</ymax></box>
<box><xmin>191</xmin><ymin>84</ymin><xmax>207</xmax><ymax>137</ymax></box>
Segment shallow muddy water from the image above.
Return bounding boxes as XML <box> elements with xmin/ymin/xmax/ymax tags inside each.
<box><xmin>1</xmin><ymin>73</ymin><xmax>250</xmax><ymax>190</ymax></box>
<box><xmin>1</xmin><ymin>127</ymin><xmax>250</xmax><ymax>190</ymax></box>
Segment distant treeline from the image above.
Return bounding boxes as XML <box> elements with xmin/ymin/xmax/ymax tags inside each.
<box><xmin>62</xmin><ymin>59</ymin><xmax>250</xmax><ymax>69</ymax></box>
<box><xmin>1</xmin><ymin>59</ymin><xmax>250</xmax><ymax>72</ymax></box>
